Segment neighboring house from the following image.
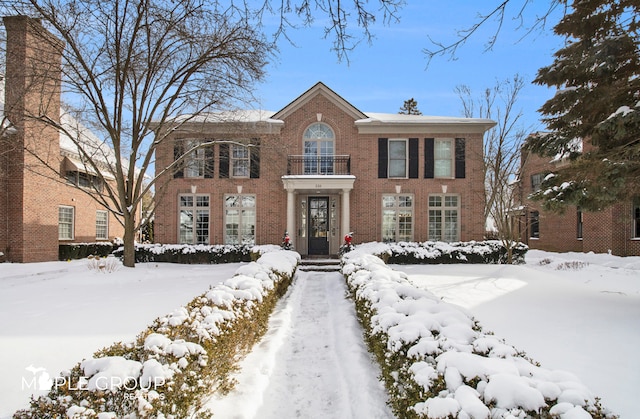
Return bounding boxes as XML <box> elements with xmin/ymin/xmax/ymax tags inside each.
<box><xmin>517</xmin><ymin>142</ymin><xmax>640</xmax><ymax>256</ymax></box>
<box><xmin>0</xmin><ymin>16</ymin><xmax>124</xmax><ymax>263</ymax></box>
<box><xmin>153</xmin><ymin>82</ymin><xmax>495</xmax><ymax>256</ymax></box>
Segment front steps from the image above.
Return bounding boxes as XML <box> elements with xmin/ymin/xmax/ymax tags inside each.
<box><xmin>299</xmin><ymin>257</ymin><xmax>342</xmax><ymax>272</ymax></box>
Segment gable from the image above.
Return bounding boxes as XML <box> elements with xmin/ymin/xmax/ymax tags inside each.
<box><xmin>272</xmin><ymin>82</ymin><xmax>367</xmax><ymax>121</ymax></box>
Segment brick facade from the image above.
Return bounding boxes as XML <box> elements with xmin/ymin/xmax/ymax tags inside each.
<box><xmin>0</xmin><ymin>16</ymin><xmax>124</xmax><ymax>262</ymax></box>
<box><xmin>518</xmin><ymin>148</ymin><xmax>640</xmax><ymax>256</ymax></box>
<box><xmin>154</xmin><ymin>83</ymin><xmax>494</xmax><ymax>255</ymax></box>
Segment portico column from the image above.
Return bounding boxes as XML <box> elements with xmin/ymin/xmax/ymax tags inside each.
<box><xmin>341</xmin><ymin>188</ymin><xmax>350</xmax><ymax>237</ymax></box>
<box><xmin>286</xmin><ymin>188</ymin><xmax>296</xmax><ymax>243</ymax></box>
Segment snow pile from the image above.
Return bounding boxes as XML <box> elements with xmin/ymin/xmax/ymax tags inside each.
<box><xmin>342</xmin><ymin>250</ymin><xmax>616</xmax><ymax>418</ymax></box>
<box><xmin>13</xmin><ymin>249</ymin><xmax>300</xmax><ymax>419</ymax></box>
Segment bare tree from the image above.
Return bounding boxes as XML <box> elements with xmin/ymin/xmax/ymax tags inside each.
<box><xmin>2</xmin><ymin>0</ymin><xmax>269</xmax><ymax>267</ymax></box>
<box><xmin>425</xmin><ymin>1</ymin><xmax>567</xmax><ymax>65</ymax></box>
<box><xmin>457</xmin><ymin>75</ymin><xmax>530</xmax><ymax>262</ymax></box>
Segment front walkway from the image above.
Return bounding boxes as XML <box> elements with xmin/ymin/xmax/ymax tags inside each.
<box><xmin>206</xmin><ymin>270</ymin><xmax>393</xmax><ymax>418</ymax></box>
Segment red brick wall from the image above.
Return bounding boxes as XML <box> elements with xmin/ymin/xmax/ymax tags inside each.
<box><xmin>519</xmin><ymin>148</ymin><xmax>639</xmax><ymax>256</ymax></box>
<box><xmin>2</xmin><ymin>16</ymin><xmax>125</xmax><ymax>262</ymax></box>
<box><xmin>154</xmin><ymin>90</ymin><xmax>487</xmax><ymax>252</ymax></box>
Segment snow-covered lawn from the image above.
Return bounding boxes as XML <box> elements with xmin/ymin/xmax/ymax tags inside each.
<box><xmin>0</xmin><ymin>249</ymin><xmax>637</xmax><ymax>418</ymax></box>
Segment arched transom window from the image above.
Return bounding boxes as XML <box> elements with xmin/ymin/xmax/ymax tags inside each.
<box><xmin>303</xmin><ymin>123</ymin><xmax>335</xmax><ymax>174</ymax></box>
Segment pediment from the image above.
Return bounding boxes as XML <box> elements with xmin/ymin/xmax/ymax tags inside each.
<box><xmin>272</xmin><ymin>82</ymin><xmax>367</xmax><ymax>121</ymax></box>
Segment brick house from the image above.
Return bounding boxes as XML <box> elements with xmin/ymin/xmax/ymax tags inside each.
<box><xmin>153</xmin><ymin>82</ymin><xmax>495</xmax><ymax>256</ymax></box>
<box><xmin>0</xmin><ymin>16</ymin><xmax>125</xmax><ymax>263</ymax></box>
<box><xmin>517</xmin><ymin>144</ymin><xmax>640</xmax><ymax>256</ymax></box>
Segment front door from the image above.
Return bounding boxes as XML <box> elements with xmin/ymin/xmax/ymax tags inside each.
<box><xmin>308</xmin><ymin>197</ymin><xmax>329</xmax><ymax>255</ymax></box>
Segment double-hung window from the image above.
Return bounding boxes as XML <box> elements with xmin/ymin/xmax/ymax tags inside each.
<box><xmin>96</xmin><ymin>210</ymin><xmax>108</xmax><ymax>240</ymax></box>
<box><xmin>382</xmin><ymin>194</ymin><xmax>413</xmax><ymax>242</ymax></box>
<box><xmin>179</xmin><ymin>194</ymin><xmax>210</xmax><ymax>244</ymax></box>
<box><xmin>59</xmin><ymin>206</ymin><xmax>75</xmax><ymax>240</ymax></box>
<box><xmin>184</xmin><ymin>139</ymin><xmax>206</xmax><ymax>178</ymax></box>
<box><xmin>428</xmin><ymin>195</ymin><xmax>459</xmax><ymax>241</ymax></box>
<box><xmin>531</xmin><ymin>173</ymin><xmax>545</xmax><ymax>192</ymax></box>
<box><xmin>434</xmin><ymin>139</ymin><xmax>453</xmax><ymax>178</ymax></box>
<box><xmin>225</xmin><ymin>194</ymin><xmax>256</xmax><ymax>245</ymax></box>
<box><xmin>231</xmin><ymin>144</ymin><xmax>250</xmax><ymax>178</ymax></box>
<box><xmin>388</xmin><ymin>139</ymin><xmax>408</xmax><ymax>178</ymax></box>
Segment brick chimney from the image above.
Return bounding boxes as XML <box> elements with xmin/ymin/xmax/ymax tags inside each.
<box><xmin>2</xmin><ymin>16</ymin><xmax>64</xmax><ymax>262</ymax></box>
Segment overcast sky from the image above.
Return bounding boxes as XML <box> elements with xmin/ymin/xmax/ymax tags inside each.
<box><xmin>253</xmin><ymin>1</ymin><xmax>567</xmax><ymax>132</ymax></box>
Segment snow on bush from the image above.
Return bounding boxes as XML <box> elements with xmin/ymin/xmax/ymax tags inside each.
<box><xmin>342</xmin><ymin>249</ymin><xmax>616</xmax><ymax>419</ymax></box>
<box><xmin>351</xmin><ymin>240</ymin><xmax>528</xmax><ymax>265</ymax></box>
<box><xmin>14</xmin><ymin>249</ymin><xmax>300</xmax><ymax>419</ymax></box>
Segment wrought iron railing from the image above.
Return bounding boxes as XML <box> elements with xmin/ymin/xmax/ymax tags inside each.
<box><xmin>286</xmin><ymin>155</ymin><xmax>351</xmax><ymax>175</ymax></box>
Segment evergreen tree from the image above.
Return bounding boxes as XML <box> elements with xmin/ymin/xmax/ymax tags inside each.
<box><xmin>399</xmin><ymin>98</ymin><xmax>422</xmax><ymax>115</ymax></box>
<box><xmin>527</xmin><ymin>0</ymin><xmax>640</xmax><ymax>212</ymax></box>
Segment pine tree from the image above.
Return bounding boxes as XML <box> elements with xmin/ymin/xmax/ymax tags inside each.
<box><xmin>399</xmin><ymin>98</ymin><xmax>422</xmax><ymax>115</ymax></box>
<box><xmin>527</xmin><ymin>0</ymin><xmax>640</xmax><ymax>212</ymax></box>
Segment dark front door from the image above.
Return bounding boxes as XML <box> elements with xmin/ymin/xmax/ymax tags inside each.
<box><xmin>308</xmin><ymin>197</ymin><xmax>329</xmax><ymax>255</ymax></box>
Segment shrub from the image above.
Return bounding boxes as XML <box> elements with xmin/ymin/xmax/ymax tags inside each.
<box><xmin>112</xmin><ymin>243</ymin><xmax>256</xmax><ymax>264</ymax></box>
<box><xmin>59</xmin><ymin>242</ymin><xmax>115</xmax><ymax>260</ymax></box>
<box><xmin>341</xmin><ymin>250</ymin><xmax>616</xmax><ymax>419</ymax></box>
<box><xmin>349</xmin><ymin>240</ymin><xmax>528</xmax><ymax>265</ymax></box>
<box><xmin>14</xmin><ymin>249</ymin><xmax>300</xmax><ymax>419</ymax></box>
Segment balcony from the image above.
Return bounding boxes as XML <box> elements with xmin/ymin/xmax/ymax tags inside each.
<box><xmin>286</xmin><ymin>155</ymin><xmax>351</xmax><ymax>176</ymax></box>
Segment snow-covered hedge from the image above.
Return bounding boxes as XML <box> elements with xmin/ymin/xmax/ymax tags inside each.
<box><xmin>59</xmin><ymin>242</ymin><xmax>116</xmax><ymax>260</ymax></box>
<box><xmin>113</xmin><ymin>243</ymin><xmax>259</xmax><ymax>264</ymax></box>
<box><xmin>14</xmin><ymin>249</ymin><xmax>300</xmax><ymax>419</ymax></box>
<box><xmin>342</xmin><ymin>250</ymin><xmax>616</xmax><ymax>419</ymax></box>
<box><xmin>358</xmin><ymin>240</ymin><xmax>528</xmax><ymax>265</ymax></box>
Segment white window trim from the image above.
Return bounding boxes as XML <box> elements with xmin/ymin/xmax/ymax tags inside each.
<box><xmin>58</xmin><ymin>206</ymin><xmax>75</xmax><ymax>240</ymax></box>
<box><xmin>182</xmin><ymin>139</ymin><xmax>207</xmax><ymax>179</ymax></box>
<box><xmin>178</xmin><ymin>193</ymin><xmax>210</xmax><ymax>245</ymax></box>
<box><xmin>388</xmin><ymin>138</ymin><xmax>409</xmax><ymax>179</ymax></box>
<box><xmin>231</xmin><ymin>144</ymin><xmax>250</xmax><ymax>178</ymax></box>
<box><xmin>434</xmin><ymin>138</ymin><xmax>454</xmax><ymax>179</ymax></box>
<box><xmin>428</xmin><ymin>194</ymin><xmax>460</xmax><ymax>242</ymax></box>
<box><xmin>96</xmin><ymin>210</ymin><xmax>109</xmax><ymax>240</ymax></box>
<box><xmin>381</xmin><ymin>194</ymin><xmax>414</xmax><ymax>242</ymax></box>
<box><xmin>224</xmin><ymin>194</ymin><xmax>256</xmax><ymax>245</ymax></box>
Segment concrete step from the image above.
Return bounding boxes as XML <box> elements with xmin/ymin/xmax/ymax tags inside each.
<box><xmin>299</xmin><ymin>258</ymin><xmax>342</xmax><ymax>272</ymax></box>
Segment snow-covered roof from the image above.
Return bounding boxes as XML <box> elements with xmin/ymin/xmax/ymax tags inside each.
<box><xmin>167</xmin><ymin>109</ymin><xmax>282</xmax><ymax>125</ymax></box>
<box><xmin>358</xmin><ymin>112</ymin><xmax>495</xmax><ymax>126</ymax></box>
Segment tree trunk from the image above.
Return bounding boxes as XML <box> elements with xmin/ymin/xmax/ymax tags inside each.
<box><xmin>122</xmin><ymin>215</ymin><xmax>136</xmax><ymax>268</ymax></box>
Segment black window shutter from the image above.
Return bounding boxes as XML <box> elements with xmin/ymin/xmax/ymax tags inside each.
<box><xmin>204</xmin><ymin>144</ymin><xmax>215</xmax><ymax>178</ymax></box>
<box><xmin>173</xmin><ymin>140</ymin><xmax>184</xmax><ymax>179</ymax></box>
<box><xmin>250</xmin><ymin>139</ymin><xmax>260</xmax><ymax>179</ymax></box>
<box><xmin>219</xmin><ymin>143</ymin><xmax>229</xmax><ymax>179</ymax></box>
<box><xmin>455</xmin><ymin>138</ymin><xmax>466</xmax><ymax>179</ymax></box>
<box><xmin>409</xmin><ymin>138</ymin><xmax>419</xmax><ymax>178</ymax></box>
<box><xmin>378</xmin><ymin>138</ymin><xmax>388</xmax><ymax>178</ymax></box>
<box><xmin>424</xmin><ymin>138</ymin><xmax>434</xmax><ymax>179</ymax></box>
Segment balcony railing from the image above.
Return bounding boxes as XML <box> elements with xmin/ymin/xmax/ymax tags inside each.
<box><xmin>286</xmin><ymin>155</ymin><xmax>351</xmax><ymax>175</ymax></box>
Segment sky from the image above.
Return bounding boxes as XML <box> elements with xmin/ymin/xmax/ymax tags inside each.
<box><xmin>252</xmin><ymin>1</ymin><xmax>567</xmax><ymax>132</ymax></box>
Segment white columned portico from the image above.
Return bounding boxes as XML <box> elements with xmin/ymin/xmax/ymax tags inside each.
<box><xmin>286</xmin><ymin>188</ymin><xmax>295</xmax><ymax>240</ymax></box>
<box><xmin>341</xmin><ymin>188</ymin><xmax>350</xmax><ymax>237</ymax></box>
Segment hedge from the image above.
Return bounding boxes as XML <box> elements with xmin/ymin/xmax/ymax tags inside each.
<box><xmin>112</xmin><ymin>243</ymin><xmax>257</xmax><ymax>264</ymax></box>
<box><xmin>341</xmin><ymin>249</ymin><xmax>616</xmax><ymax>419</ymax></box>
<box><xmin>367</xmin><ymin>240</ymin><xmax>528</xmax><ymax>265</ymax></box>
<box><xmin>14</xmin><ymin>249</ymin><xmax>300</xmax><ymax>419</ymax></box>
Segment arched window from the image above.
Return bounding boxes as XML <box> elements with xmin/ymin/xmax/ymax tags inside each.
<box><xmin>303</xmin><ymin>123</ymin><xmax>335</xmax><ymax>174</ymax></box>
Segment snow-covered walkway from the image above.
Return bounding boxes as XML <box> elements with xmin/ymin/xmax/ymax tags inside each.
<box><xmin>206</xmin><ymin>270</ymin><xmax>393</xmax><ymax>418</ymax></box>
